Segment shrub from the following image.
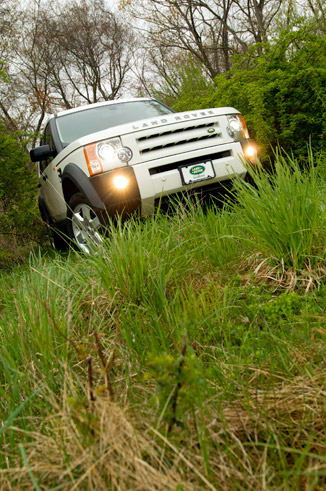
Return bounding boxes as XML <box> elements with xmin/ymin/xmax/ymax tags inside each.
<box><xmin>173</xmin><ymin>25</ymin><xmax>326</xmax><ymax>161</ymax></box>
<box><xmin>0</xmin><ymin>124</ymin><xmax>42</xmax><ymax>267</ymax></box>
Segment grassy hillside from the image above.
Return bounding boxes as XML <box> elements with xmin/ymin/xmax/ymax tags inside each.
<box><xmin>1</xmin><ymin>152</ymin><xmax>326</xmax><ymax>489</ymax></box>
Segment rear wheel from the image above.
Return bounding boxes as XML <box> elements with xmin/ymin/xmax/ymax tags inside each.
<box><xmin>67</xmin><ymin>193</ymin><xmax>104</xmax><ymax>253</ymax></box>
<box><xmin>38</xmin><ymin>198</ymin><xmax>69</xmax><ymax>251</ymax></box>
<box><xmin>49</xmin><ymin>227</ymin><xmax>69</xmax><ymax>251</ymax></box>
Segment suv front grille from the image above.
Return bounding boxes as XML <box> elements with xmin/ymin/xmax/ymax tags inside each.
<box><xmin>137</xmin><ymin>122</ymin><xmax>221</xmax><ymax>156</ymax></box>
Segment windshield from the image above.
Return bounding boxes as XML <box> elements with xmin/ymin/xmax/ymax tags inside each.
<box><xmin>55</xmin><ymin>100</ymin><xmax>173</xmax><ymax>145</ymax></box>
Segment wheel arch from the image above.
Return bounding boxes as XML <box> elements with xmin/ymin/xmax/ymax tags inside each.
<box><xmin>61</xmin><ymin>163</ymin><xmax>105</xmax><ymax>210</ymax></box>
<box><xmin>62</xmin><ymin>178</ymin><xmax>80</xmax><ymax>206</ymax></box>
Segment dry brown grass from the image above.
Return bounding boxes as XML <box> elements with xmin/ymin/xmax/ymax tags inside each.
<box><xmin>1</xmin><ymin>399</ymin><xmax>193</xmax><ymax>490</ymax></box>
<box><xmin>205</xmin><ymin>372</ymin><xmax>326</xmax><ymax>489</ymax></box>
<box><xmin>2</xmin><ymin>372</ymin><xmax>326</xmax><ymax>490</ymax></box>
<box><xmin>240</xmin><ymin>253</ymin><xmax>326</xmax><ymax>292</ymax></box>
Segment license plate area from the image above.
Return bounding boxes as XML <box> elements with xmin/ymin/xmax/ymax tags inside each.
<box><xmin>179</xmin><ymin>160</ymin><xmax>215</xmax><ymax>185</ymax></box>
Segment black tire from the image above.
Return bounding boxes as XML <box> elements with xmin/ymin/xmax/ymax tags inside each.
<box><xmin>49</xmin><ymin>228</ymin><xmax>70</xmax><ymax>251</ymax></box>
<box><xmin>67</xmin><ymin>193</ymin><xmax>104</xmax><ymax>253</ymax></box>
<box><xmin>38</xmin><ymin>198</ymin><xmax>69</xmax><ymax>251</ymax></box>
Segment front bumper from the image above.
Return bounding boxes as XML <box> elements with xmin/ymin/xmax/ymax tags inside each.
<box><xmin>133</xmin><ymin>141</ymin><xmax>248</xmax><ymax>215</ymax></box>
<box><xmin>90</xmin><ymin>166</ymin><xmax>141</xmax><ymax>220</ymax></box>
<box><xmin>89</xmin><ymin>140</ymin><xmax>255</xmax><ymax>219</ymax></box>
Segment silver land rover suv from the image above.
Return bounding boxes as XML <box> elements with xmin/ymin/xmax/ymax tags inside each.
<box><xmin>30</xmin><ymin>98</ymin><xmax>257</xmax><ymax>253</ymax></box>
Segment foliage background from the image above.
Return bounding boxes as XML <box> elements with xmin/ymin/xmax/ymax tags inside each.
<box><xmin>0</xmin><ymin>124</ymin><xmax>41</xmax><ymax>267</ymax></box>
<box><xmin>171</xmin><ymin>27</ymin><xmax>326</xmax><ymax>159</ymax></box>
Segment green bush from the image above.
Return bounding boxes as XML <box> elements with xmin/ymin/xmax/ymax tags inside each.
<box><xmin>214</xmin><ymin>30</ymin><xmax>325</xmax><ymax>158</ymax></box>
<box><xmin>173</xmin><ymin>25</ymin><xmax>326</xmax><ymax>160</ymax></box>
<box><xmin>0</xmin><ymin>124</ymin><xmax>42</xmax><ymax>267</ymax></box>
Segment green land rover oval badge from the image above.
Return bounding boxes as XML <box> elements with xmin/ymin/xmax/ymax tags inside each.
<box><xmin>190</xmin><ymin>165</ymin><xmax>205</xmax><ymax>175</ymax></box>
<box><xmin>207</xmin><ymin>128</ymin><xmax>215</xmax><ymax>133</ymax></box>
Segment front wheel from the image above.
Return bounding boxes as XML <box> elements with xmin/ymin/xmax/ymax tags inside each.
<box><xmin>67</xmin><ymin>193</ymin><xmax>104</xmax><ymax>254</ymax></box>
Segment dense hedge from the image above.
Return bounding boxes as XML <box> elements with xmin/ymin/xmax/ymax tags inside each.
<box><xmin>173</xmin><ymin>27</ymin><xmax>326</xmax><ymax>160</ymax></box>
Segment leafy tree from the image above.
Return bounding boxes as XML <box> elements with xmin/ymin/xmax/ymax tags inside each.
<box><xmin>151</xmin><ymin>55</ymin><xmax>215</xmax><ymax>108</ymax></box>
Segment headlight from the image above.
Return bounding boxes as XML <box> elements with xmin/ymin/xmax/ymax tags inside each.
<box><xmin>117</xmin><ymin>147</ymin><xmax>133</xmax><ymax>163</ymax></box>
<box><xmin>84</xmin><ymin>137</ymin><xmax>133</xmax><ymax>176</ymax></box>
<box><xmin>227</xmin><ymin>115</ymin><xmax>250</xmax><ymax>140</ymax></box>
<box><xmin>97</xmin><ymin>138</ymin><xmax>121</xmax><ymax>161</ymax></box>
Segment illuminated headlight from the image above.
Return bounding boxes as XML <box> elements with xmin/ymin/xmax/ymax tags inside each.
<box><xmin>113</xmin><ymin>175</ymin><xmax>129</xmax><ymax>190</ymax></box>
<box><xmin>227</xmin><ymin>115</ymin><xmax>250</xmax><ymax>140</ymax></box>
<box><xmin>98</xmin><ymin>138</ymin><xmax>121</xmax><ymax>161</ymax></box>
<box><xmin>84</xmin><ymin>137</ymin><xmax>133</xmax><ymax>176</ymax></box>
<box><xmin>228</xmin><ymin>116</ymin><xmax>242</xmax><ymax>132</ymax></box>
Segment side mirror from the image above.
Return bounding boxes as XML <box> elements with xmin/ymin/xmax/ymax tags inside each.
<box><xmin>30</xmin><ymin>145</ymin><xmax>56</xmax><ymax>162</ymax></box>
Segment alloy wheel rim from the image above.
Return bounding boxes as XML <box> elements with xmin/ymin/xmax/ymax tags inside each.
<box><xmin>71</xmin><ymin>203</ymin><xmax>102</xmax><ymax>253</ymax></box>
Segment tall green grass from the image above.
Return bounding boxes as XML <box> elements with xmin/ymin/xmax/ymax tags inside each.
<box><xmin>233</xmin><ymin>150</ymin><xmax>326</xmax><ymax>271</ymax></box>
<box><xmin>1</xmin><ymin>151</ymin><xmax>326</xmax><ymax>488</ymax></box>
<box><xmin>0</xmin><ymin>253</ymin><xmax>107</xmax><ymax>466</ymax></box>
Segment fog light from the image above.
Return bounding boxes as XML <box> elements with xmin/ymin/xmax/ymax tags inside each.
<box><xmin>113</xmin><ymin>175</ymin><xmax>129</xmax><ymax>190</ymax></box>
<box><xmin>245</xmin><ymin>145</ymin><xmax>256</xmax><ymax>158</ymax></box>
